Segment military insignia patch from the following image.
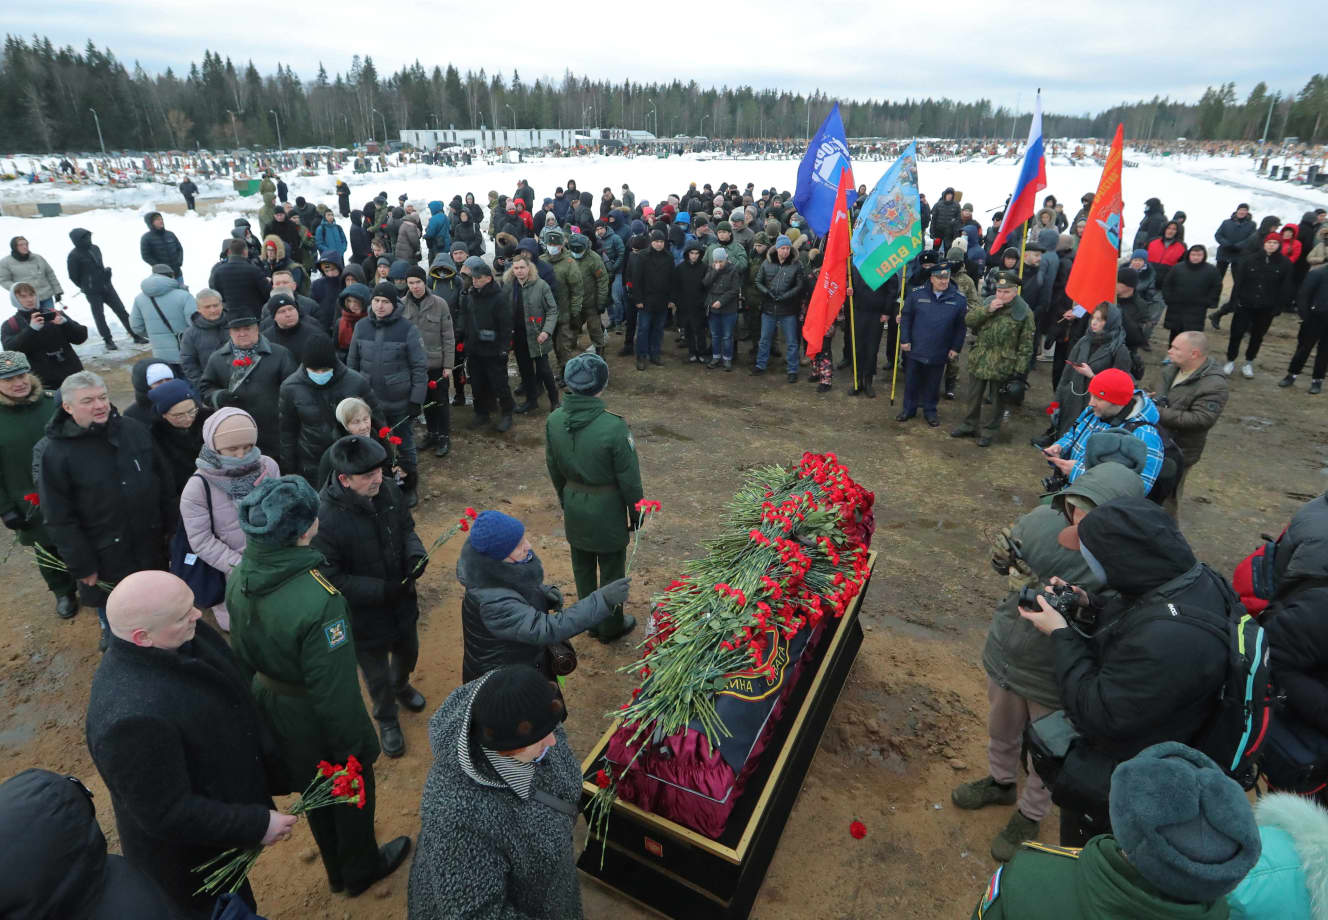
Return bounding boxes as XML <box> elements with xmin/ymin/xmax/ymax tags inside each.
<box><xmin>324</xmin><ymin>618</ymin><xmax>348</xmax><ymax>650</ymax></box>
<box><xmin>310</xmin><ymin>569</ymin><xmax>338</xmax><ymax>594</ymax></box>
<box><xmin>978</xmin><ymin>865</ymin><xmax>1003</xmax><ymax>917</ymax></box>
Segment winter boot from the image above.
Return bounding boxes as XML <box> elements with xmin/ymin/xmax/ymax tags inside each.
<box><xmin>951</xmin><ymin>775</ymin><xmax>1017</xmax><ymax>810</ymax></box>
<box><xmin>990</xmin><ymin>811</ymin><xmax>1041</xmax><ymax>863</ymax></box>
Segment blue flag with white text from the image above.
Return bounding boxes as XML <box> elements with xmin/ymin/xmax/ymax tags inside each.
<box><xmin>794</xmin><ymin>103</ymin><xmax>857</xmax><ymax>235</ymax></box>
<box><xmin>851</xmin><ymin>142</ymin><xmax>923</xmax><ymax>290</ymax></box>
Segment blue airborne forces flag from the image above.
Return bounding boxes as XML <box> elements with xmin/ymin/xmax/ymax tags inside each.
<box><xmin>851</xmin><ymin>141</ymin><xmax>923</xmax><ymax>290</ymax></box>
<box><xmin>793</xmin><ymin>102</ymin><xmax>856</xmax><ymax>236</ymax></box>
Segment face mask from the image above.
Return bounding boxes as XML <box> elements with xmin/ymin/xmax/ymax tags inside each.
<box><xmin>571</xmin><ymin>250</ymin><xmax>584</xmax><ymax>260</ymax></box>
<box><xmin>307</xmin><ymin>368</ymin><xmax>334</xmax><ymax>385</ymax></box>
<box><xmin>532</xmin><ymin>742</ymin><xmax>553</xmax><ymax>763</ymax></box>
<box><xmin>1079</xmin><ymin>542</ymin><xmax>1108</xmax><ymax>586</ymax></box>
<box><xmin>516</xmin><ymin>549</ymin><xmax>535</xmax><ymax>564</ymax></box>
<box><xmin>546</xmin><ymin>245</ymin><xmax>562</xmax><ymax>256</ymax></box>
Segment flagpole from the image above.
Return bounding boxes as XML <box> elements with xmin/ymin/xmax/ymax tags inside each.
<box><xmin>1016</xmin><ymin>218</ymin><xmax>1030</xmax><ymax>280</ymax></box>
<box><xmin>889</xmin><ymin>280</ymin><xmax>905</xmax><ymax>404</ymax></box>
<box><xmin>847</xmin><ymin>211</ymin><xmax>859</xmax><ymax>391</ymax></box>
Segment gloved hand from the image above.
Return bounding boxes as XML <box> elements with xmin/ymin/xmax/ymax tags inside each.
<box><xmin>628</xmin><ymin>509</ymin><xmax>641</xmax><ymax>531</ymax></box>
<box><xmin>54</xmin><ymin>294</ymin><xmax>62</xmax><ymax>303</ymax></box>
<box><xmin>544</xmin><ymin>584</ymin><xmax>564</xmax><ymax>610</ymax></box>
<box><xmin>408</xmin><ymin>402</ymin><xmax>422</xmax><ymax>419</ymax></box>
<box><xmin>406</xmin><ymin>555</ymin><xmax>428</xmax><ymax>580</ymax></box>
<box><xmin>990</xmin><ymin>526</ymin><xmax>1030</xmax><ymax>577</ymax></box>
<box><xmin>2</xmin><ymin>510</ymin><xmax>30</xmax><ymax>532</ymax></box>
<box><xmin>598</xmin><ymin>577</ymin><xmax>631</xmax><ymax>610</ymax></box>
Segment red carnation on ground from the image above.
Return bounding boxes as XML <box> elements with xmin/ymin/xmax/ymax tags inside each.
<box><xmin>849</xmin><ymin>820</ymin><xmax>867</xmax><ymax>839</ymax></box>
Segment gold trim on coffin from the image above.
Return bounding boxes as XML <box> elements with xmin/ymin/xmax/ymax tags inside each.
<box><xmin>580</xmin><ymin>550</ymin><xmax>877</xmax><ymax>866</ymax></box>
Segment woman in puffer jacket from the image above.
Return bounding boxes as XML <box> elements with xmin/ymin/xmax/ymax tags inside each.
<box><xmin>179</xmin><ymin>408</ymin><xmax>279</xmax><ymax>631</ymax></box>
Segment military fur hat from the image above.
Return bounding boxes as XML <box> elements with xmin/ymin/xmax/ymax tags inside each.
<box><xmin>327</xmin><ymin>435</ymin><xmax>387</xmax><ymax>476</ymax></box>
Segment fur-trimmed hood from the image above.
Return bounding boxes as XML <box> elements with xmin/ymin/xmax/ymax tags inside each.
<box><xmin>0</xmin><ymin>373</ymin><xmax>45</xmax><ymax>408</ymax></box>
<box><xmin>1228</xmin><ymin>793</ymin><xmax>1328</xmax><ymax>919</ymax></box>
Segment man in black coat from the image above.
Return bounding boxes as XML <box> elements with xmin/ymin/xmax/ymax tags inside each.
<box><xmin>37</xmin><ymin>370</ymin><xmax>174</xmax><ymax>643</ymax></box>
<box><xmin>67</xmin><ymin>227</ymin><xmax>141</xmax><ymax>350</ymax></box>
<box><xmin>459</xmin><ymin>258</ymin><xmax>515</xmax><ymax>430</ymax></box>
<box><xmin>1018</xmin><ymin>496</ymin><xmax>1232</xmax><ymax>846</ymax></box>
<box><xmin>278</xmin><ymin>335</ymin><xmax>378</xmax><ymax>484</ymax></box>
<box><xmin>314</xmin><ymin>435</ymin><xmax>427</xmax><ymax>758</ymax></box>
<box><xmin>1226</xmin><ymin>235</ymin><xmax>1295</xmax><ymax>375</ymax></box>
<box><xmin>259</xmin><ymin>292</ymin><xmax>320</xmax><ymax>361</ymax></box>
<box><xmin>178</xmin><ymin>176</ymin><xmax>198</xmax><ymax>211</ymax></box>
<box><xmin>847</xmin><ymin>264</ymin><xmax>900</xmax><ymax>397</ymax></box>
<box><xmin>1131</xmin><ymin>197</ymin><xmax>1167</xmax><ymax>251</ymax></box>
<box><xmin>87</xmin><ymin>570</ymin><xmax>295</xmax><ymax>919</ymax></box>
<box><xmin>929</xmin><ymin>187</ymin><xmax>961</xmax><ymax>252</ymax></box>
<box><xmin>1213</xmin><ymin>203</ymin><xmax>1255</xmax><ymax>287</ymax></box>
<box><xmin>1281</xmin><ymin>266</ymin><xmax>1328</xmax><ymax>392</ymax></box>
<box><xmin>1</xmin><ymin>282</ymin><xmax>88</xmax><ymax>388</ymax></box>
<box><xmin>199</xmin><ymin>316</ymin><xmax>298</xmax><ymax>459</ymax></box>
<box><xmin>139</xmin><ymin>212</ymin><xmax>183</xmax><ymax>281</ymax></box>
<box><xmin>208</xmin><ymin>238</ymin><xmax>270</xmax><ymax>319</ymax></box>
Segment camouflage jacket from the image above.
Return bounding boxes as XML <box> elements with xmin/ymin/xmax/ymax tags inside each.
<box><xmin>965</xmin><ymin>295</ymin><xmax>1035</xmax><ymax>380</ymax></box>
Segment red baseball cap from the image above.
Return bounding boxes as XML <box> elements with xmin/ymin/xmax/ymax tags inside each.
<box><xmin>1089</xmin><ymin>368</ymin><xmax>1135</xmax><ymax>406</ymax></box>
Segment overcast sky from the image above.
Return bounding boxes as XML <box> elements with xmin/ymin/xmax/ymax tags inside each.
<box><xmin>10</xmin><ymin>1</ymin><xmax>1319</xmax><ymax>116</ymax></box>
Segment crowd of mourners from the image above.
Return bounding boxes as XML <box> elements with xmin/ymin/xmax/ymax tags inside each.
<box><xmin>0</xmin><ymin>164</ymin><xmax>1327</xmax><ymax>920</ymax></box>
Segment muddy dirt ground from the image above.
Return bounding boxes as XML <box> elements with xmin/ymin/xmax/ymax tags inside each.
<box><xmin>2</xmin><ymin>305</ymin><xmax>1324</xmax><ymax>919</ymax></box>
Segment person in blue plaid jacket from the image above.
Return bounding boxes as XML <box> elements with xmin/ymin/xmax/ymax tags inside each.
<box><xmin>1044</xmin><ymin>367</ymin><xmax>1165</xmax><ymax>493</ymax></box>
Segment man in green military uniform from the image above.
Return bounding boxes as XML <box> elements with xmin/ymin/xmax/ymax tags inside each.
<box><xmin>0</xmin><ymin>351</ymin><xmax>77</xmax><ymax>617</ymax></box>
<box><xmin>951</xmin><ymin>270</ymin><xmax>1035</xmax><ymax>447</ymax></box>
<box><xmin>226</xmin><ymin>475</ymin><xmax>411</xmax><ymax>896</ymax></box>
<box><xmin>566</xmin><ymin>233</ymin><xmax>608</xmax><ymax>355</ymax></box>
<box><xmin>970</xmin><ymin>742</ymin><xmax>1260</xmax><ymax>919</ymax></box>
<box><xmin>544</xmin><ymin>353</ymin><xmax>641</xmax><ymax>642</ymax></box>
<box><xmin>539</xmin><ymin>227</ymin><xmax>584</xmax><ymax>377</ymax></box>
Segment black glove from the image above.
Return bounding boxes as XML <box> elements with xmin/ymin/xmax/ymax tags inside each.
<box><xmin>406</xmin><ymin>555</ymin><xmax>428</xmax><ymax>580</ymax></box>
<box><xmin>628</xmin><ymin>509</ymin><xmax>642</xmax><ymax>531</ymax></box>
<box><xmin>408</xmin><ymin>402</ymin><xmax>422</xmax><ymax>418</ymax></box>
<box><xmin>598</xmin><ymin>577</ymin><xmax>631</xmax><ymax>609</ymax></box>
<box><xmin>214</xmin><ymin>390</ymin><xmax>233</xmax><ymax>408</ymax></box>
<box><xmin>2</xmin><ymin>510</ymin><xmax>30</xmax><ymax>532</ymax></box>
<box><xmin>544</xmin><ymin>584</ymin><xmax>564</xmax><ymax>610</ymax></box>
<box><xmin>54</xmin><ymin>294</ymin><xmax>62</xmax><ymax>303</ymax></box>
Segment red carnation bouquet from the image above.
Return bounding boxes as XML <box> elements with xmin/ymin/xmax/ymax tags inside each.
<box><xmin>402</xmin><ymin>506</ymin><xmax>478</xmax><ymax>582</ymax></box>
<box><xmin>193</xmin><ymin>757</ymin><xmax>366</xmax><ymax>895</ymax></box>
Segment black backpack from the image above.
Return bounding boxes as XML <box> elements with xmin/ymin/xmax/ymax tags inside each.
<box><xmin>1122</xmin><ymin>417</ymin><xmax>1185</xmax><ymax>503</ymax></box>
<box><xmin>1136</xmin><ymin>596</ymin><xmax>1272</xmax><ymax>789</ymax></box>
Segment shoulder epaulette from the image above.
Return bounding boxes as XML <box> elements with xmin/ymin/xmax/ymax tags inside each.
<box><xmin>309</xmin><ymin>569</ymin><xmax>339</xmax><ymax>595</ymax></box>
<box><xmin>1019</xmin><ymin>841</ymin><xmax>1082</xmax><ymax>859</ymax></box>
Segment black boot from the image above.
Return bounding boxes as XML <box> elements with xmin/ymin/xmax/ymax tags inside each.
<box><xmin>380</xmin><ymin>721</ymin><xmax>405</xmax><ymax>758</ymax></box>
<box><xmin>434</xmin><ymin>435</ymin><xmax>450</xmax><ymax>457</ymax></box>
<box><xmin>514</xmin><ymin>399</ymin><xmax>539</xmax><ymax>414</ymax></box>
<box><xmin>102</xmin><ymin>337</ymin><xmax>119</xmax><ymax>351</ymax></box>
<box><xmin>56</xmin><ymin>593</ymin><xmax>79</xmax><ymax>619</ymax></box>
<box><xmin>345</xmin><ymin>837</ymin><xmax>412</xmax><ymax>897</ymax></box>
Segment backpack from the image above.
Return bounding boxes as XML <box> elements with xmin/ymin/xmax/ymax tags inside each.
<box><xmin>1138</xmin><ymin>600</ymin><xmax>1272</xmax><ymax>789</ymax></box>
<box><xmin>1122</xmin><ymin>417</ymin><xmax>1185</xmax><ymax>503</ymax></box>
<box><xmin>1232</xmin><ymin>530</ymin><xmax>1284</xmax><ymax>615</ymax></box>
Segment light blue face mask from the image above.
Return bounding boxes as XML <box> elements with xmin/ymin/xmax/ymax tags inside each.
<box><xmin>1079</xmin><ymin>542</ymin><xmax>1108</xmax><ymax>586</ymax></box>
<box><xmin>515</xmin><ymin>549</ymin><xmax>535</xmax><ymax>564</ymax></box>
<box><xmin>571</xmin><ymin>250</ymin><xmax>584</xmax><ymax>260</ymax></box>
<box><xmin>307</xmin><ymin>368</ymin><xmax>334</xmax><ymax>385</ymax></box>
<box><xmin>546</xmin><ymin>245</ymin><xmax>562</xmax><ymax>256</ymax></box>
<box><xmin>532</xmin><ymin>741</ymin><xmax>554</xmax><ymax>763</ymax></box>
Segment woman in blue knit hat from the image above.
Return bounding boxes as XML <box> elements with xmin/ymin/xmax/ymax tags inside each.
<box><xmin>456</xmin><ymin>510</ymin><xmax>630</xmax><ymax>684</ymax></box>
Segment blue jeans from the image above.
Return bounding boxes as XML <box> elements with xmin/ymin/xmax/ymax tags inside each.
<box><xmin>97</xmin><ymin>605</ymin><xmax>108</xmax><ymax>633</ymax></box>
<box><xmin>610</xmin><ymin>275</ymin><xmax>625</xmax><ymax>325</ymax></box>
<box><xmin>757</xmin><ymin>314</ymin><xmax>800</xmax><ymax>374</ymax></box>
<box><xmin>708</xmin><ymin>312</ymin><xmax>738</xmax><ymax>360</ymax></box>
<box><xmin>636</xmin><ymin>310</ymin><xmax>664</xmax><ymax>359</ymax></box>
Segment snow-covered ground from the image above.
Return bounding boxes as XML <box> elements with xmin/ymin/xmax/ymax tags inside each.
<box><xmin>1</xmin><ymin>152</ymin><xmax>1323</xmax><ymax>359</ymax></box>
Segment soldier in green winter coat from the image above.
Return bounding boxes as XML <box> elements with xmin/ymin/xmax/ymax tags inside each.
<box><xmin>539</xmin><ymin>228</ymin><xmax>584</xmax><ymax>374</ymax></box>
<box><xmin>226</xmin><ymin>475</ymin><xmax>411</xmax><ymax>896</ymax></box>
<box><xmin>0</xmin><ymin>351</ymin><xmax>77</xmax><ymax>616</ymax></box>
<box><xmin>951</xmin><ymin>271</ymin><xmax>1035</xmax><ymax>447</ymax></box>
<box><xmin>566</xmin><ymin>233</ymin><xmax>608</xmax><ymax>354</ymax></box>
<box><xmin>970</xmin><ymin>742</ymin><xmax>1260</xmax><ymax>920</ymax></box>
<box><xmin>544</xmin><ymin>353</ymin><xmax>642</xmax><ymax>642</ymax></box>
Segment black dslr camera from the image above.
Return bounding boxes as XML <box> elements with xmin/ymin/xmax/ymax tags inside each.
<box><xmin>1041</xmin><ymin>469</ymin><xmax>1069</xmax><ymax>493</ymax></box>
<box><xmin>1018</xmin><ymin>584</ymin><xmax>1081</xmax><ymax>618</ymax></box>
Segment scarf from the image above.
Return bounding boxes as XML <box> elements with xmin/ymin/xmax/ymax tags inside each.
<box><xmin>196</xmin><ymin>446</ymin><xmax>266</xmax><ymax>499</ymax></box>
<box><xmin>337</xmin><ymin>307</ymin><xmax>360</xmax><ymax>349</ymax></box>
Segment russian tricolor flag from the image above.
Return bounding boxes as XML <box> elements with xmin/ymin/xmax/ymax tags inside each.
<box><xmin>989</xmin><ymin>91</ymin><xmax>1048</xmax><ymax>255</ymax></box>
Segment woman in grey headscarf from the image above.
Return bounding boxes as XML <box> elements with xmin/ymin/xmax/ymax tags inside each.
<box><xmin>1046</xmin><ymin>304</ymin><xmax>1132</xmax><ymax>440</ymax></box>
<box><xmin>179</xmin><ymin>407</ymin><xmax>280</xmax><ymax>630</ymax></box>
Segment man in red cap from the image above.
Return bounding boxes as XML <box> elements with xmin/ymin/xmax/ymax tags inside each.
<box><xmin>1041</xmin><ymin>367</ymin><xmax>1166</xmax><ymax>493</ymax></box>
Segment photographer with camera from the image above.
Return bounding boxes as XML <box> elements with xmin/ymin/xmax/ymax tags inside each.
<box><xmin>1041</xmin><ymin>367</ymin><xmax>1165</xmax><ymax>495</ymax></box>
<box><xmin>954</xmin><ymin>462</ymin><xmax>1144</xmax><ymax>862</ymax></box>
<box><xmin>1018</xmin><ymin>496</ymin><xmax>1236</xmax><ymax>846</ymax></box>
<box><xmin>2</xmin><ymin>281</ymin><xmax>88</xmax><ymax>389</ymax></box>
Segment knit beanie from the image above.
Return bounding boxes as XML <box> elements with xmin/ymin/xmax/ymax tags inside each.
<box><xmin>406</xmin><ymin>265</ymin><xmax>427</xmax><ymax>282</ymax></box>
<box><xmin>468</xmin><ymin>510</ymin><xmax>525</xmax><ymax>560</ymax></box>
<box><xmin>1088</xmin><ymin>368</ymin><xmax>1134</xmax><ymax>406</ymax></box>
<box><xmin>302</xmin><ymin>334</ymin><xmax>337</xmax><ymax>370</ymax></box>
<box><xmin>471</xmin><ymin>666</ymin><xmax>565</xmax><ymax>751</ymax></box>
<box><xmin>1131</xmin><ymin>248</ymin><xmax>1149</xmax><ymax>262</ymax></box>
<box><xmin>145</xmin><ymin>363</ymin><xmax>174</xmax><ymax>387</ymax></box>
<box><xmin>1117</xmin><ymin>266</ymin><xmax>1139</xmax><ymax>288</ymax></box>
<box><xmin>371</xmin><ymin>281</ymin><xmax>399</xmax><ymax>305</ymax></box>
<box><xmin>563</xmin><ymin>352</ymin><xmax>609</xmax><ymax>395</ymax></box>
<box><xmin>237</xmin><ymin>475</ymin><xmax>319</xmax><ymax>546</ymax></box>
<box><xmin>712</xmin><ymin>247</ymin><xmax>729</xmax><ymax>262</ymax></box>
<box><xmin>649</xmin><ymin>229</ymin><xmax>667</xmax><ymax>243</ymax></box>
<box><xmin>1110</xmin><ymin>742</ymin><xmax>1261</xmax><ymax>903</ymax></box>
<box><xmin>205</xmin><ymin>408</ymin><xmax>258</xmax><ymax>451</ymax></box>
<box><xmin>774</xmin><ymin>234</ymin><xmax>792</xmax><ymax>249</ymax></box>
<box><xmin>147</xmin><ymin>378</ymin><xmax>195</xmax><ymax>416</ymax></box>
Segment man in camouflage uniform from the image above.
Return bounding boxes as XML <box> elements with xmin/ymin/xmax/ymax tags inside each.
<box><xmin>945</xmin><ymin>246</ymin><xmax>983</xmax><ymax>398</ymax></box>
<box><xmin>951</xmin><ymin>270</ymin><xmax>1034</xmax><ymax>447</ymax></box>
<box><xmin>544</xmin><ymin>354</ymin><xmax>642</xmax><ymax>642</ymax></box>
<box><xmin>227</xmin><ymin>475</ymin><xmax>410</xmax><ymax>897</ymax></box>
<box><xmin>566</xmin><ymin>233</ymin><xmax>608</xmax><ymax>354</ymax></box>
<box><xmin>539</xmin><ymin>228</ymin><xmax>583</xmax><ymax>377</ymax></box>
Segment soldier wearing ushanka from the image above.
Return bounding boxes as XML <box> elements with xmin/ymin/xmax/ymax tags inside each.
<box><xmin>544</xmin><ymin>353</ymin><xmax>642</xmax><ymax>642</ymax></box>
<box><xmin>226</xmin><ymin>474</ymin><xmax>411</xmax><ymax>897</ymax></box>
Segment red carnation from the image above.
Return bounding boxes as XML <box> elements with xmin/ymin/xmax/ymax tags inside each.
<box><xmin>428</xmin><ymin>379</ymin><xmax>438</xmax><ymax>389</ymax></box>
<box><xmin>388</xmin><ymin>435</ymin><xmax>403</xmax><ymax>446</ymax></box>
<box><xmin>459</xmin><ymin>517</ymin><xmax>471</xmax><ymax>532</ymax></box>
<box><xmin>595</xmin><ymin>768</ymin><xmax>612</xmax><ymax>789</ymax></box>
<box><xmin>849</xmin><ymin>820</ymin><xmax>867</xmax><ymax>839</ymax></box>
<box><xmin>377</xmin><ymin>426</ymin><xmax>391</xmax><ymax>438</ymax></box>
<box><xmin>345</xmin><ymin>755</ymin><xmax>362</xmax><ymax>776</ymax></box>
<box><xmin>317</xmin><ymin>760</ymin><xmax>336</xmax><ymax>778</ymax></box>
<box><xmin>22</xmin><ymin>492</ymin><xmax>38</xmax><ymax>507</ymax></box>
<box><xmin>465</xmin><ymin>507</ymin><xmax>478</xmax><ymax>518</ymax></box>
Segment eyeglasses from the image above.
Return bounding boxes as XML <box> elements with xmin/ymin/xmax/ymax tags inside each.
<box><xmin>165</xmin><ymin>406</ymin><xmax>199</xmax><ymax>421</ymax></box>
